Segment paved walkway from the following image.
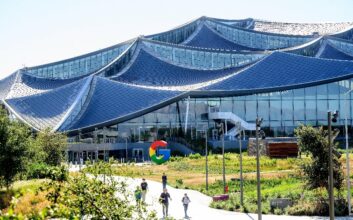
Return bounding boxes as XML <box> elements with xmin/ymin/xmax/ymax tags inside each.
<box><xmin>112</xmin><ymin>176</ymin><xmax>352</xmax><ymax>220</ymax></box>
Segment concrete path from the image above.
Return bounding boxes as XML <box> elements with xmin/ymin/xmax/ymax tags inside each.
<box><xmin>112</xmin><ymin>176</ymin><xmax>353</xmax><ymax>220</ymax></box>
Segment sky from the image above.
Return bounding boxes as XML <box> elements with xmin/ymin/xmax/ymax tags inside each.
<box><xmin>1</xmin><ymin>0</ymin><xmax>353</xmax><ymax>79</ymax></box>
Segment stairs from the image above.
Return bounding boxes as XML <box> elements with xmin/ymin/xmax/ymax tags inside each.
<box><xmin>208</xmin><ymin>111</ymin><xmax>256</xmax><ymax>139</ymax></box>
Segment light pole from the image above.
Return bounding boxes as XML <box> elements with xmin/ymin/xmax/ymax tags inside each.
<box><xmin>217</xmin><ymin>122</ymin><xmax>226</xmax><ymax>193</ymax></box>
<box><xmin>328</xmin><ymin>110</ymin><xmax>339</xmax><ymax>220</ymax></box>
<box><xmin>204</xmin><ymin>127</ymin><xmax>209</xmax><ymax>191</ymax></box>
<box><xmin>344</xmin><ymin>89</ymin><xmax>353</xmax><ymax>215</ymax></box>
<box><xmin>256</xmin><ymin>117</ymin><xmax>263</xmax><ymax>220</ymax></box>
<box><xmin>125</xmin><ymin>137</ymin><xmax>128</xmax><ymax>163</ymax></box>
<box><xmin>237</xmin><ymin>122</ymin><xmax>244</xmax><ymax>206</ymax></box>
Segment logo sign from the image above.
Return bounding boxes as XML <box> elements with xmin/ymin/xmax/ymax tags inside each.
<box><xmin>149</xmin><ymin>140</ymin><xmax>171</xmax><ymax>165</ymax></box>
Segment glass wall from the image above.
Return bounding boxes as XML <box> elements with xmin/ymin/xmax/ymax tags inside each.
<box><xmin>206</xmin><ymin>21</ymin><xmax>313</xmax><ymax>50</ymax></box>
<box><xmin>95</xmin><ymin>78</ymin><xmax>353</xmax><ymax>140</ymax></box>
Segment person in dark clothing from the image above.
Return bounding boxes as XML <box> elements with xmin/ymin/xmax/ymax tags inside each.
<box><xmin>162</xmin><ymin>173</ymin><xmax>167</xmax><ymax>189</ymax></box>
<box><xmin>140</xmin><ymin>178</ymin><xmax>148</xmax><ymax>203</ymax></box>
<box><xmin>159</xmin><ymin>188</ymin><xmax>172</xmax><ymax>218</ymax></box>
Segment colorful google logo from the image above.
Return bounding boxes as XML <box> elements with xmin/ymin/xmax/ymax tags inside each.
<box><xmin>149</xmin><ymin>140</ymin><xmax>171</xmax><ymax>165</ymax></box>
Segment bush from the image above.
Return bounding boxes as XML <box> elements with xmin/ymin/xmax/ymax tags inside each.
<box><xmin>26</xmin><ymin>162</ymin><xmax>51</xmax><ymax>179</ymax></box>
<box><xmin>176</xmin><ymin>178</ymin><xmax>183</xmax><ymax>186</ymax></box>
<box><xmin>189</xmin><ymin>153</ymin><xmax>202</xmax><ymax>160</ymax></box>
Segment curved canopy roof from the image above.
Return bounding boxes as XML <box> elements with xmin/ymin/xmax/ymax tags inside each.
<box><xmin>67</xmin><ymin>77</ymin><xmax>184</xmax><ymax>131</ymax></box>
<box><xmin>111</xmin><ymin>49</ymin><xmax>249</xmax><ymax>86</ymax></box>
<box><xmin>4</xmin><ymin>77</ymin><xmax>91</xmax><ymax>130</ymax></box>
<box><xmin>2</xmin><ymin>16</ymin><xmax>353</xmax><ymax>133</ymax></box>
<box><xmin>201</xmin><ymin>52</ymin><xmax>353</xmax><ymax>95</ymax></box>
<box><xmin>183</xmin><ymin>24</ymin><xmax>256</xmax><ymax>51</ymax></box>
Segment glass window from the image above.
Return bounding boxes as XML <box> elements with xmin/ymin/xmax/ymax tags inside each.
<box><xmin>317</xmin><ymin>84</ymin><xmax>328</xmax><ymax>99</ymax></box>
<box><xmin>328</xmin><ymin>99</ymin><xmax>339</xmax><ymax>111</ymax></box>
<box><xmin>220</xmin><ymin>100</ymin><xmax>233</xmax><ymax>112</ymax></box>
<box><xmin>305</xmin><ymin>100</ymin><xmax>316</xmax><ymax>121</ymax></box>
<box><xmin>282</xmin><ymin>100</ymin><xmax>293</xmax><ymax>121</ymax></box>
<box><xmin>327</xmin><ymin>83</ymin><xmax>340</xmax><ymax>99</ymax></box>
<box><xmin>258</xmin><ymin>101</ymin><xmax>269</xmax><ymax>121</ymax></box>
<box><xmin>269</xmin><ymin>91</ymin><xmax>281</xmax><ymax>100</ymax></box>
<box><xmin>281</xmin><ymin>90</ymin><xmax>293</xmax><ymax>100</ymax></box>
<box><xmin>317</xmin><ymin>100</ymin><xmax>328</xmax><ymax>120</ymax></box>
<box><xmin>305</xmin><ymin>86</ymin><xmax>316</xmax><ymax>100</ymax></box>
<box><xmin>294</xmin><ymin>100</ymin><xmax>305</xmax><ymax>120</ymax></box>
<box><xmin>293</xmin><ymin>88</ymin><xmax>305</xmax><ymax>100</ymax></box>
<box><xmin>245</xmin><ymin>101</ymin><xmax>257</xmax><ymax>121</ymax></box>
<box><xmin>234</xmin><ymin>100</ymin><xmax>245</xmax><ymax>119</ymax></box>
<box><xmin>340</xmin><ymin>99</ymin><xmax>351</xmax><ymax>120</ymax></box>
<box><xmin>144</xmin><ymin>113</ymin><xmax>157</xmax><ymax>123</ymax></box>
<box><xmin>270</xmin><ymin>100</ymin><xmax>281</xmax><ymax>121</ymax></box>
<box><xmin>156</xmin><ymin>106</ymin><xmax>170</xmax><ymax>123</ymax></box>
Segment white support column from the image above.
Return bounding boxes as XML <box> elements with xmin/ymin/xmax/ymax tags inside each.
<box><xmin>184</xmin><ymin>96</ymin><xmax>190</xmax><ymax>134</ymax></box>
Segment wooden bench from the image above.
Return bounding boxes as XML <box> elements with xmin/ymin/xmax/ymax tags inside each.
<box><xmin>212</xmin><ymin>194</ymin><xmax>229</xmax><ymax>201</ymax></box>
<box><xmin>268</xmin><ymin>142</ymin><xmax>298</xmax><ymax>158</ymax></box>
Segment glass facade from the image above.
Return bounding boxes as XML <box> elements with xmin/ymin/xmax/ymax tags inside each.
<box><xmin>26</xmin><ymin>44</ymin><xmax>130</xmax><ymax>79</ymax></box>
<box><xmin>113</xmin><ymin>78</ymin><xmax>353</xmax><ymax>140</ymax></box>
<box><xmin>143</xmin><ymin>41</ymin><xmax>265</xmax><ymax>69</ymax></box>
<box><xmin>206</xmin><ymin>21</ymin><xmax>313</xmax><ymax>50</ymax></box>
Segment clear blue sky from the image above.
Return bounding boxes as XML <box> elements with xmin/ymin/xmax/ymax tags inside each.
<box><xmin>1</xmin><ymin>0</ymin><xmax>353</xmax><ymax>79</ymax></box>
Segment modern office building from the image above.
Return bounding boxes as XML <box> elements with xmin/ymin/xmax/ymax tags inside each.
<box><xmin>1</xmin><ymin>16</ymin><xmax>353</xmax><ymax>161</ymax></box>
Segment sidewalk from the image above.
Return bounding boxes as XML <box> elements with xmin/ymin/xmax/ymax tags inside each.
<box><xmin>112</xmin><ymin>176</ymin><xmax>353</xmax><ymax>220</ymax></box>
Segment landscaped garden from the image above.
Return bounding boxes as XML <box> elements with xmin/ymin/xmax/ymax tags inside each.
<box><xmin>111</xmin><ymin>144</ymin><xmax>353</xmax><ymax>216</ymax></box>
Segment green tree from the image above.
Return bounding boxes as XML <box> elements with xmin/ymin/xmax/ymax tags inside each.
<box><xmin>33</xmin><ymin>128</ymin><xmax>67</xmax><ymax>166</ymax></box>
<box><xmin>0</xmin><ymin>109</ymin><xmax>32</xmax><ymax>189</ymax></box>
<box><xmin>43</xmin><ymin>161</ymin><xmax>156</xmax><ymax>219</ymax></box>
<box><xmin>295</xmin><ymin>125</ymin><xmax>344</xmax><ymax>192</ymax></box>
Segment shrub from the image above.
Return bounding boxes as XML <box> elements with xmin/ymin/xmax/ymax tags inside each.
<box><xmin>176</xmin><ymin>178</ymin><xmax>183</xmax><ymax>186</ymax></box>
<box><xmin>189</xmin><ymin>153</ymin><xmax>202</xmax><ymax>160</ymax></box>
<box><xmin>26</xmin><ymin>162</ymin><xmax>51</xmax><ymax>179</ymax></box>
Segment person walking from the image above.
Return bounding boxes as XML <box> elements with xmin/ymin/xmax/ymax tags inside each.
<box><xmin>134</xmin><ymin>186</ymin><xmax>142</xmax><ymax>205</ymax></box>
<box><xmin>140</xmin><ymin>178</ymin><xmax>148</xmax><ymax>203</ymax></box>
<box><xmin>162</xmin><ymin>173</ymin><xmax>167</xmax><ymax>189</ymax></box>
<box><xmin>182</xmin><ymin>193</ymin><xmax>191</xmax><ymax>219</ymax></box>
<box><xmin>159</xmin><ymin>188</ymin><xmax>172</xmax><ymax>218</ymax></box>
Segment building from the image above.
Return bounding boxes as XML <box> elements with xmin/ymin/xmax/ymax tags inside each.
<box><xmin>1</xmin><ymin>16</ymin><xmax>353</xmax><ymax>162</ymax></box>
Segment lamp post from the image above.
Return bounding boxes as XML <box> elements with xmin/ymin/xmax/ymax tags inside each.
<box><xmin>237</xmin><ymin>122</ymin><xmax>244</xmax><ymax>206</ymax></box>
<box><xmin>256</xmin><ymin>117</ymin><xmax>263</xmax><ymax>220</ymax></box>
<box><xmin>204</xmin><ymin>127</ymin><xmax>209</xmax><ymax>191</ymax></box>
<box><xmin>217</xmin><ymin>122</ymin><xmax>226</xmax><ymax>193</ymax></box>
<box><xmin>125</xmin><ymin>137</ymin><xmax>128</xmax><ymax>163</ymax></box>
<box><xmin>328</xmin><ymin>110</ymin><xmax>339</xmax><ymax>220</ymax></box>
<box><xmin>344</xmin><ymin>89</ymin><xmax>353</xmax><ymax>215</ymax></box>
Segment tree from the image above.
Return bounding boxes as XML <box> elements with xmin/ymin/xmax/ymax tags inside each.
<box><xmin>33</xmin><ymin>128</ymin><xmax>67</xmax><ymax>166</ymax></box>
<box><xmin>0</xmin><ymin>109</ymin><xmax>32</xmax><ymax>189</ymax></box>
<box><xmin>295</xmin><ymin>125</ymin><xmax>344</xmax><ymax>192</ymax></box>
<box><xmin>43</xmin><ymin>161</ymin><xmax>157</xmax><ymax>219</ymax></box>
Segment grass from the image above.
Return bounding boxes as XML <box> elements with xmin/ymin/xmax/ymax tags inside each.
<box><xmin>112</xmin><ymin>153</ymin><xmax>304</xmax><ymax>187</ymax></box>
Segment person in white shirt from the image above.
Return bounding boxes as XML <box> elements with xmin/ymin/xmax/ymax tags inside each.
<box><xmin>182</xmin><ymin>193</ymin><xmax>191</xmax><ymax>218</ymax></box>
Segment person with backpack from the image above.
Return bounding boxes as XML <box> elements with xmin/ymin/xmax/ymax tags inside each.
<box><xmin>140</xmin><ymin>178</ymin><xmax>148</xmax><ymax>203</ymax></box>
<box><xmin>182</xmin><ymin>193</ymin><xmax>191</xmax><ymax>218</ymax></box>
<box><xmin>162</xmin><ymin>173</ymin><xmax>167</xmax><ymax>189</ymax></box>
<box><xmin>159</xmin><ymin>188</ymin><xmax>172</xmax><ymax>218</ymax></box>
